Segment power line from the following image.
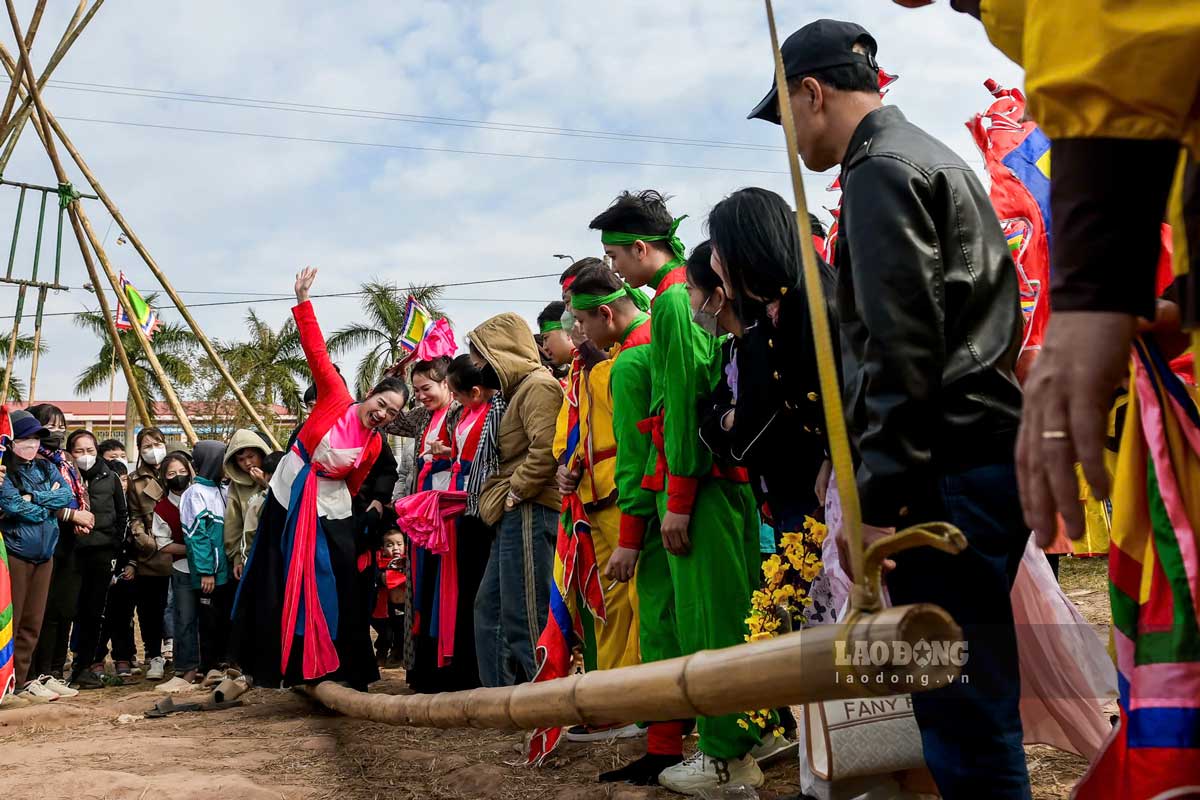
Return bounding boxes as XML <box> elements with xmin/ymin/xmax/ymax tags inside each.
<box><xmin>48</xmin><ymin>79</ymin><xmax>783</xmax><ymax>153</ymax></box>
<box><xmin>54</xmin><ymin>115</ymin><xmax>792</xmax><ymax>176</ymax></box>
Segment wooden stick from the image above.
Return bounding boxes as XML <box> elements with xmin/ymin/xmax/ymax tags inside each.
<box><xmin>0</xmin><ymin>0</ymin><xmax>94</xmax><ymax>174</ymax></box>
<box><xmin>0</xmin><ymin>0</ymin><xmax>43</xmax><ymax>135</ymax></box>
<box><xmin>26</xmin><ymin>284</ymin><xmax>45</xmax><ymax>401</ymax></box>
<box><xmin>106</xmin><ymin>347</ymin><xmax>115</xmax><ymax>435</ymax></box>
<box><xmin>0</xmin><ymin>15</ymin><xmax>152</xmax><ymax>433</ymax></box>
<box><xmin>304</xmin><ymin>604</ymin><xmax>962</xmax><ymax>730</ymax></box>
<box><xmin>32</xmin><ymin>106</ymin><xmax>280</xmax><ymax>449</ymax></box>
<box><xmin>0</xmin><ymin>282</ymin><xmax>24</xmax><ymax>405</ymax></box>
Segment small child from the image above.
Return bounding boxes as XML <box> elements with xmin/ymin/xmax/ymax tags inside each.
<box><xmin>181</xmin><ymin>440</ymin><xmax>232</xmax><ymax>685</ymax></box>
<box><xmin>240</xmin><ymin>450</ymin><xmax>283</xmax><ymax>568</ymax></box>
<box><xmin>372</xmin><ymin>528</ymin><xmax>407</xmax><ymax>667</ymax></box>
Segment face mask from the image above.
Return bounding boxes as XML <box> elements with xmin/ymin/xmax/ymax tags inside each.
<box><xmin>559</xmin><ymin>308</ymin><xmax>575</xmax><ymax>331</ymax></box>
<box><xmin>12</xmin><ymin>439</ymin><xmax>40</xmax><ymax>461</ymax></box>
<box><xmin>75</xmin><ymin>454</ymin><xmax>97</xmax><ymax>473</ymax></box>
<box><xmin>692</xmin><ymin>295</ymin><xmax>724</xmax><ymax>337</ymax></box>
<box><xmin>142</xmin><ymin>445</ymin><xmax>167</xmax><ymax>466</ymax></box>
<box><xmin>43</xmin><ymin>435</ymin><xmax>63</xmax><ymax>452</ymax></box>
<box><xmin>166</xmin><ymin>474</ymin><xmax>191</xmax><ymax>493</ymax></box>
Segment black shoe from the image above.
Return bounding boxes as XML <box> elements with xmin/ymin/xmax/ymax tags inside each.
<box><xmin>69</xmin><ymin>670</ymin><xmax>105</xmax><ymax>690</ymax></box>
<box><xmin>598</xmin><ymin>753</ymin><xmax>683</xmax><ymax>785</ymax></box>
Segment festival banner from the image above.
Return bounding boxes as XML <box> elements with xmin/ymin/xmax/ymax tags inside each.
<box><xmin>0</xmin><ymin>405</ymin><xmax>14</xmax><ymax>700</ymax></box>
<box><xmin>113</xmin><ymin>272</ymin><xmax>161</xmax><ymax>338</ymax></box>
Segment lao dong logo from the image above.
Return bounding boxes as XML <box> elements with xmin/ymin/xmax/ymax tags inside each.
<box><xmin>834</xmin><ymin>639</ymin><xmax>969</xmax><ymax>688</ymax></box>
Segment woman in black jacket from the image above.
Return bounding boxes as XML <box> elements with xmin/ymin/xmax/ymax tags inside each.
<box><xmin>64</xmin><ymin>430</ymin><xmax>129</xmax><ymax>688</ymax></box>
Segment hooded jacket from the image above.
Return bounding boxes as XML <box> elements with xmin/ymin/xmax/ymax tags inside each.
<box><xmin>181</xmin><ymin>440</ymin><xmax>230</xmax><ymax>588</ymax></box>
<box><xmin>0</xmin><ymin>456</ymin><xmax>75</xmax><ymax>563</ymax></box>
<box><xmin>469</xmin><ymin>313</ymin><xmax>563</xmax><ymax>525</ymax></box>
<box><xmin>223</xmin><ymin>428</ymin><xmax>270</xmax><ymax>570</ymax></box>
<box><xmin>75</xmin><ymin>459</ymin><xmax>128</xmax><ymax>552</ymax></box>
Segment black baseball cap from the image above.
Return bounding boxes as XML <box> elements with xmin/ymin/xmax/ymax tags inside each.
<box><xmin>747</xmin><ymin>19</ymin><xmax>878</xmax><ymax>124</ymax></box>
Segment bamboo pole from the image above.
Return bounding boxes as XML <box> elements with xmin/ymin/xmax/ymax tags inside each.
<box><xmin>23</xmin><ymin>78</ymin><xmax>280</xmax><ymax>449</ymax></box>
<box><xmin>0</xmin><ymin>12</ymin><xmax>151</xmax><ymax>433</ymax></box>
<box><xmin>0</xmin><ymin>282</ymin><xmax>25</xmax><ymax>405</ymax></box>
<box><xmin>304</xmin><ymin>604</ymin><xmax>962</xmax><ymax>730</ymax></box>
<box><xmin>0</xmin><ymin>0</ymin><xmax>98</xmax><ymax>174</ymax></box>
<box><xmin>26</xmin><ymin>284</ymin><xmax>44</xmax><ymax>400</ymax></box>
<box><xmin>0</xmin><ymin>0</ymin><xmax>43</xmax><ymax>135</ymax></box>
<box><xmin>106</xmin><ymin>347</ymin><xmax>115</xmax><ymax>433</ymax></box>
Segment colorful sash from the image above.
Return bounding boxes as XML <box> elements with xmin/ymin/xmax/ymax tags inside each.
<box><xmin>0</xmin><ymin>535</ymin><xmax>13</xmax><ymax>699</ymax></box>
<box><xmin>279</xmin><ymin>440</ymin><xmax>341</xmax><ymax>680</ymax></box>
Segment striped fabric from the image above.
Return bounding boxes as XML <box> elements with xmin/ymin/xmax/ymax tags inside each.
<box><xmin>1076</xmin><ymin>340</ymin><xmax>1200</xmax><ymax>798</ymax></box>
<box><xmin>0</xmin><ymin>535</ymin><xmax>13</xmax><ymax>700</ymax></box>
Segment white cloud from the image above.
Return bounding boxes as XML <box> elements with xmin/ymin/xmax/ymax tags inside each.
<box><xmin>0</xmin><ymin>0</ymin><xmax>1022</xmax><ymax>419</ymax></box>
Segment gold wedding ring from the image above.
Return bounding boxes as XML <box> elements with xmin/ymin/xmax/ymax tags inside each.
<box><xmin>1040</xmin><ymin>430</ymin><xmax>1069</xmax><ymax>440</ymax></box>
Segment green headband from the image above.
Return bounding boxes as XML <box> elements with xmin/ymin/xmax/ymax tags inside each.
<box><xmin>571</xmin><ymin>283</ymin><xmax>651</xmax><ymax>313</ymax></box>
<box><xmin>600</xmin><ymin>214</ymin><xmax>688</xmax><ymax>261</ymax></box>
<box><xmin>539</xmin><ymin>320</ymin><xmax>564</xmax><ymax>334</ymax></box>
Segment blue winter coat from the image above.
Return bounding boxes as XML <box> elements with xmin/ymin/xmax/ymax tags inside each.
<box><xmin>0</xmin><ymin>458</ymin><xmax>76</xmax><ymax>563</ymax></box>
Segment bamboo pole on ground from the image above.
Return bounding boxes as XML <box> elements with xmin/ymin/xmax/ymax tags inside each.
<box><xmin>0</xmin><ymin>282</ymin><xmax>25</xmax><ymax>405</ymax></box>
<box><xmin>22</xmin><ymin>80</ymin><xmax>280</xmax><ymax>449</ymax></box>
<box><xmin>0</xmin><ymin>8</ymin><xmax>154</xmax><ymax>435</ymax></box>
<box><xmin>304</xmin><ymin>604</ymin><xmax>962</xmax><ymax>730</ymax></box>
<box><xmin>0</xmin><ymin>0</ymin><xmax>42</xmax><ymax>134</ymax></box>
<box><xmin>0</xmin><ymin>0</ymin><xmax>96</xmax><ymax>174</ymax></box>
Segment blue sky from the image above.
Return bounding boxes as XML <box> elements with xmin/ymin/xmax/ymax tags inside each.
<box><xmin>0</xmin><ymin>0</ymin><xmax>1023</xmax><ymax>407</ymax></box>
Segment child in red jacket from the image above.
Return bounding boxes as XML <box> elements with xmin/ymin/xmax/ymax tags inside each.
<box><xmin>372</xmin><ymin>528</ymin><xmax>407</xmax><ymax>667</ymax></box>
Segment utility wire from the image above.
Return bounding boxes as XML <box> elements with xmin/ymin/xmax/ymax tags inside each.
<box><xmin>48</xmin><ymin>79</ymin><xmax>782</xmax><ymax>153</ymax></box>
<box><xmin>54</xmin><ymin>115</ymin><xmax>792</xmax><ymax>176</ymax></box>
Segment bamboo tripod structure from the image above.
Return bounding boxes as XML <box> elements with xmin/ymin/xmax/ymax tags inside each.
<box><xmin>297</xmin><ymin>0</ymin><xmax>970</xmax><ymax>732</ymax></box>
<box><xmin>0</xmin><ymin>0</ymin><xmax>280</xmax><ymax>448</ymax></box>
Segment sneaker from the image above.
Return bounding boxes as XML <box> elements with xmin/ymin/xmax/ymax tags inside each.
<box><xmin>155</xmin><ymin>676</ymin><xmax>194</xmax><ymax>694</ymax></box>
<box><xmin>563</xmin><ymin>722</ymin><xmax>646</xmax><ymax>742</ymax></box>
<box><xmin>749</xmin><ymin>731</ymin><xmax>799</xmax><ymax>766</ymax></box>
<box><xmin>38</xmin><ymin>675</ymin><xmax>79</xmax><ymax>698</ymax></box>
<box><xmin>146</xmin><ymin>657</ymin><xmax>167</xmax><ymax>681</ymax></box>
<box><xmin>657</xmin><ymin>750</ymin><xmax>764</xmax><ymax>796</ymax></box>
<box><xmin>70</xmin><ymin>670</ymin><xmax>105</xmax><ymax>691</ymax></box>
<box><xmin>18</xmin><ymin>682</ymin><xmax>58</xmax><ymax>703</ymax></box>
<box><xmin>0</xmin><ymin>693</ymin><xmax>31</xmax><ymax>711</ymax></box>
<box><xmin>115</xmin><ymin>661</ymin><xmax>134</xmax><ymax>679</ymax></box>
<box><xmin>162</xmin><ymin>639</ymin><xmax>174</xmax><ymax>660</ymax></box>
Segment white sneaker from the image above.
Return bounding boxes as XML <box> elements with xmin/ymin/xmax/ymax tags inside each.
<box><xmin>749</xmin><ymin>731</ymin><xmax>799</xmax><ymax>766</ymax></box>
<box><xmin>38</xmin><ymin>675</ymin><xmax>79</xmax><ymax>698</ymax></box>
<box><xmin>562</xmin><ymin>722</ymin><xmax>645</xmax><ymax>742</ymax></box>
<box><xmin>155</xmin><ymin>676</ymin><xmax>194</xmax><ymax>694</ymax></box>
<box><xmin>162</xmin><ymin>640</ymin><xmax>174</xmax><ymax>660</ymax></box>
<box><xmin>18</xmin><ymin>681</ymin><xmax>59</xmax><ymax>703</ymax></box>
<box><xmin>146</xmin><ymin>656</ymin><xmax>166</xmax><ymax>680</ymax></box>
<box><xmin>657</xmin><ymin>750</ymin><xmax>763</xmax><ymax>796</ymax></box>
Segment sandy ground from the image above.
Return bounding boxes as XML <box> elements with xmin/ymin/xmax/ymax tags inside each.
<box><xmin>0</xmin><ymin>557</ymin><xmax>1110</xmax><ymax>800</ymax></box>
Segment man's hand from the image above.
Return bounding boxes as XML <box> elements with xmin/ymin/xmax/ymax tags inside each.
<box><xmin>556</xmin><ymin>465</ymin><xmax>581</xmax><ymax>496</ymax></box>
<box><xmin>1017</xmin><ymin>311</ymin><xmax>1135</xmax><ymax>546</ymax></box>
<box><xmin>248</xmin><ymin>466</ymin><xmax>268</xmax><ymax>488</ymax></box>
<box><xmin>294</xmin><ymin>266</ymin><xmax>317</xmax><ymax>303</ymax></box>
<box><xmin>604</xmin><ymin>546</ymin><xmax>639</xmax><ymax>583</ymax></box>
<box><xmin>200</xmin><ymin>575</ymin><xmax>216</xmax><ymax>594</ymax></box>
<box><xmin>814</xmin><ymin>459</ymin><xmax>832</xmax><ymax>506</ymax></box>
<box><xmin>233</xmin><ymin>563</ymin><xmax>244</xmax><ymax>581</ymax></box>
<box><xmin>660</xmin><ymin>511</ymin><xmax>691</xmax><ymax>556</ymax></box>
<box><xmin>837</xmin><ymin>523</ymin><xmax>896</xmax><ymax>582</ymax></box>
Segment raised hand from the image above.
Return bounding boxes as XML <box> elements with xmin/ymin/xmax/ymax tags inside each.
<box><xmin>295</xmin><ymin>266</ymin><xmax>318</xmax><ymax>303</ymax></box>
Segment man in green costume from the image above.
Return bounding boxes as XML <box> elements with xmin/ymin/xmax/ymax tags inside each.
<box><xmin>588</xmin><ymin>191</ymin><xmax>763</xmax><ymax>795</ymax></box>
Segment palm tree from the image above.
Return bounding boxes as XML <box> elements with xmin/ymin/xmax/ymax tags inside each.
<box><xmin>218</xmin><ymin>309</ymin><xmax>311</xmax><ymax>422</ymax></box>
<box><xmin>0</xmin><ymin>331</ymin><xmax>46</xmax><ymax>403</ymax></box>
<box><xmin>74</xmin><ymin>296</ymin><xmax>198</xmax><ymax>447</ymax></box>
<box><xmin>326</xmin><ymin>281</ymin><xmax>446</xmax><ymax>398</ymax></box>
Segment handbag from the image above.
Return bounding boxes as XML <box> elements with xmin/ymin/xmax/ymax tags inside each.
<box><xmin>803</xmin><ymin>693</ymin><xmax>925</xmax><ymax>782</ymax></box>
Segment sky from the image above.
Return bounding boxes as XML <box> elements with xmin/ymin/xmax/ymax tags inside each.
<box><xmin>0</xmin><ymin>0</ymin><xmax>1024</xmax><ymax>407</ymax></box>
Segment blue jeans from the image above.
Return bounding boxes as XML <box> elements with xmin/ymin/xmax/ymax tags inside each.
<box><xmin>885</xmin><ymin>462</ymin><xmax>1032</xmax><ymax>799</ymax></box>
<box><xmin>171</xmin><ymin>569</ymin><xmax>200</xmax><ymax>674</ymax></box>
<box><xmin>474</xmin><ymin>503</ymin><xmax>556</xmax><ymax>687</ymax></box>
<box><xmin>163</xmin><ymin>575</ymin><xmax>175</xmax><ymax>642</ymax></box>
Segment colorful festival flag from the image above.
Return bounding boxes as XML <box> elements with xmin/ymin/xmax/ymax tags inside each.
<box><xmin>0</xmin><ymin>405</ymin><xmax>14</xmax><ymax>700</ymax></box>
<box><xmin>113</xmin><ymin>272</ymin><xmax>161</xmax><ymax>338</ymax></box>
<box><xmin>1074</xmin><ymin>340</ymin><xmax>1200</xmax><ymax>799</ymax></box>
<box><xmin>398</xmin><ymin>296</ymin><xmax>433</xmax><ymax>354</ymax></box>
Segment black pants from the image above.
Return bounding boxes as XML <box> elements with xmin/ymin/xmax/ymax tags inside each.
<box><xmin>32</xmin><ymin>549</ymin><xmax>80</xmax><ymax>677</ymax></box>
<box><xmin>96</xmin><ymin>575</ymin><xmax>137</xmax><ymax>663</ymax></box>
<box><xmin>198</xmin><ymin>581</ymin><xmax>235</xmax><ymax>673</ymax></box>
<box><xmin>69</xmin><ymin>546</ymin><xmax>117</xmax><ymax>678</ymax></box>
<box><xmin>134</xmin><ymin>574</ymin><xmax>170</xmax><ymax>661</ymax></box>
<box><xmin>370</xmin><ymin>602</ymin><xmax>405</xmax><ymax>660</ymax></box>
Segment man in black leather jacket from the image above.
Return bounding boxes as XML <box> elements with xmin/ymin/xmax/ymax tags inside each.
<box><xmin>750</xmin><ymin>20</ymin><xmax>1031</xmax><ymax>800</ymax></box>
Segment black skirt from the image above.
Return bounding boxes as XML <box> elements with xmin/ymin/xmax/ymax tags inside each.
<box><xmin>404</xmin><ymin>514</ymin><xmax>492</xmax><ymax>693</ymax></box>
<box><xmin>230</xmin><ymin>492</ymin><xmax>380</xmax><ymax>691</ymax></box>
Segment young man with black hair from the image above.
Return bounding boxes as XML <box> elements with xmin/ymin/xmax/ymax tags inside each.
<box><xmin>749</xmin><ymin>19</ymin><xmax>1029</xmax><ymax>799</ymax></box>
<box><xmin>537</xmin><ymin>300</ymin><xmax>574</xmax><ymax>370</ymax></box>
<box><xmin>588</xmin><ymin>194</ymin><xmax>764</xmax><ymax>793</ymax></box>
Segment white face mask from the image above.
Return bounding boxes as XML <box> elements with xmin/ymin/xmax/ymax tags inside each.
<box><xmin>142</xmin><ymin>445</ymin><xmax>167</xmax><ymax>466</ymax></box>
<box><xmin>74</xmin><ymin>454</ymin><xmax>97</xmax><ymax>472</ymax></box>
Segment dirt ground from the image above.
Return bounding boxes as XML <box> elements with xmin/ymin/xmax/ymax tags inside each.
<box><xmin>0</xmin><ymin>557</ymin><xmax>1110</xmax><ymax>800</ymax></box>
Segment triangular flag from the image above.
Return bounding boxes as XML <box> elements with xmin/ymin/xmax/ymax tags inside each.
<box><xmin>114</xmin><ymin>272</ymin><xmax>160</xmax><ymax>338</ymax></box>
